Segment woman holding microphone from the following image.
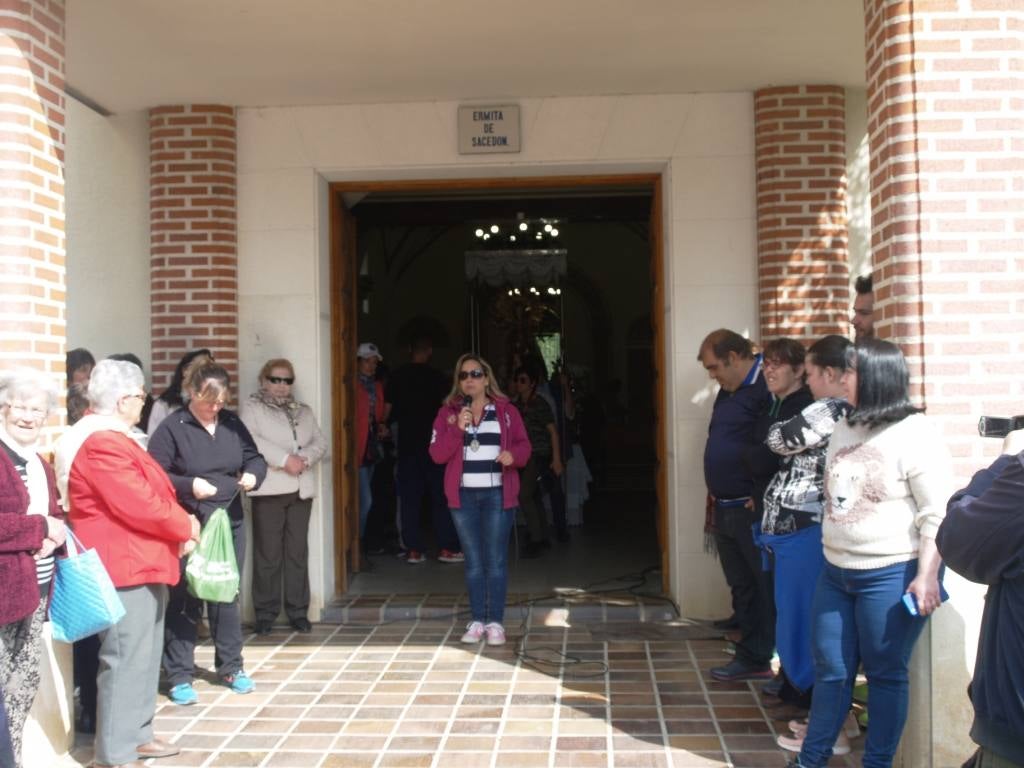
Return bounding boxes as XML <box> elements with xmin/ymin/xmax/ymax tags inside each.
<box><xmin>429</xmin><ymin>354</ymin><xmax>530</xmax><ymax>646</ymax></box>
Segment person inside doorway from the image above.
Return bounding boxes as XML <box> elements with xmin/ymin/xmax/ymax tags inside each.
<box><xmin>513</xmin><ymin>363</ymin><xmax>564</xmax><ymax>557</ymax></box>
<box><xmin>356</xmin><ymin>343</ymin><xmax>388</xmax><ymax>548</ymax></box>
<box><xmin>385</xmin><ymin>338</ymin><xmax>461</xmax><ymax>564</ymax></box>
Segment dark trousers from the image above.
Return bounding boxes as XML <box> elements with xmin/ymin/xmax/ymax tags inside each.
<box><xmin>714</xmin><ymin>504</ymin><xmax>775</xmax><ymax>666</ymax></box>
<box><xmin>163</xmin><ymin>515</ymin><xmax>245</xmax><ymax>685</ymax></box>
<box><xmin>251</xmin><ymin>492</ymin><xmax>312</xmax><ymax>623</ymax></box>
<box><xmin>73</xmin><ymin>633</ymin><xmax>100</xmax><ymax>721</ymax></box>
<box><xmin>519</xmin><ymin>456</ymin><xmax>546</xmax><ymax>542</ymax></box>
<box><xmin>398</xmin><ymin>453</ymin><xmax>458</xmax><ymax>552</ymax></box>
<box><xmin>539</xmin><ymin>464</ymin><xmax>567</xmax><ymax>534</ymax></box>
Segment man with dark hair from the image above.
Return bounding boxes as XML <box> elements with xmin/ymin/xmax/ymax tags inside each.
<box><xmin>697</xmin><ymin>328</ymin><xmax>775</xmax><ymax>681</ymax></box>
<box><xmin>851</xmin><ymin>273</ymin><xmax>874</xmax><ymax>341</ymax></box>
<box><xmin>385</xmin><ymin>338</ymin><xmax>462</xmax><ymax>564</ymax></box>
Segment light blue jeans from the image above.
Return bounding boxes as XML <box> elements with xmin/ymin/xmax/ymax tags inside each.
<box><xmin>358</xmin><ymin>465</ymin><xmax>374</xmax><ymax>539</ymax></box>
<box><xmin>799</xmin><ymin>559</ymin><xmax>928</xmax><ymax>768</ymax></box>
<box><xmin>449</xmin><ymin>487</ymin><xmax>514</xmax><ymax>624</ymax></box>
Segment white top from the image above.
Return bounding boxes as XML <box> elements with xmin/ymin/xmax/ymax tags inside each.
<box><xmin>239</xmin><ymin>396</ymin><xmax>328</xmax><ymax>499</ymax></box>
<box><xmin>823</xmin><ymin>413</ymin><xmax>952</xmax><ymax>570</ymax></box>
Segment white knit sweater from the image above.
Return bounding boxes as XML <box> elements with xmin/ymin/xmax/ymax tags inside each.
<box><xmin>823</xmin><ymin>412</ymin><xmax>952</xmax><ymax>570</ymax></box>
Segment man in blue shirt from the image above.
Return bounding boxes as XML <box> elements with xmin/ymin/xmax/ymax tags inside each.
<box><xmin>698</xmin><ymin>329</ymin><xmax>775</xmax><ymax>681</ymax></box>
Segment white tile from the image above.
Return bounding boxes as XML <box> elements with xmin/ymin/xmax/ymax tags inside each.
<box><xmin>237</xmin><ymin>108</ymin><xmax>309</xmax><ymax>172</ymax></box>
<box><xmin>597</xmin><ymin>94</ymin><xmax>693</xmax><ymax>159</ymax></box>
<box><xmin>671</xmin><ymin>217</ymin><xmax>757</xmax><ymax>287</ymax></box>
<box><xmin>523</xmin><ymin>96</ymin><xmax>616</xmax><ymax>160</ymax></box>
<box><xmin>237</xmin><ymin>228</ymin><xmax>316</xmax><ymax>297</ymax></box>
<box><xmin>670</xmin><ymin>155</ymin><xmax>756</xmax><ymax>221</ymax></box>
<box><xmin>672</xmin><ymin>92</ymin><xmax>755</xmax><ymax>158</ymax></box>
<box><xmin>292</xmin><ymin>104</ymin><xmax>383</xmax><ymax>169</ymax></box>
<box><xmin>237</xmin><ymin>168</ymin><xmax>316</xmax><ymax>232</ymax></box>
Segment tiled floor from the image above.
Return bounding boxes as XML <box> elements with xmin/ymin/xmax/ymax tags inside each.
<box><xmin>67</xmin><ymin>612</ymin><xmax>862</xmax><ymax>768</ymax></box>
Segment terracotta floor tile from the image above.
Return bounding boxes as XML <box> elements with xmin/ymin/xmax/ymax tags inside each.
<box><xmin>613</xmin><ymin>753</ymin><xmax>669</xmax><ymax>767</ymax></box>
<box><xmin>264</xmin><ymin>752</ymin><xmax>323</xmax><ymax>767</ymax></box>
<box><xmin>320</xmin><ymin>753</ymin><xmax>377</xmax><ymax>767</ymax></box>
<box><xmin>495</xmin><ymin>752</ymin><xmax>553</xmax><ymax>767</ymax></box>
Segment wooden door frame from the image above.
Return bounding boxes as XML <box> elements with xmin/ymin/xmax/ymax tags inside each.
<box><xmin>328</xmin><ymin>173</ymin><xmax>669</xmax><ymax>596</ymax></box>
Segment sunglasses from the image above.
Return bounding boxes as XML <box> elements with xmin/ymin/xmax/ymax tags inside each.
<box><xmin>458</xmin><ymin>369</ymin><xmax>485</xmax><ymax>381</ymax></box>
<box><xmin>268</xmin><ymin>376</ymin><xmax>294</xmax><ymax>385</ymax></box>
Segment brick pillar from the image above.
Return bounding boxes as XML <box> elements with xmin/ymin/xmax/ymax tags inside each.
<box><xmin>755</xmin><ymin>85</ymin><xmax>851</xmax><ymax>344</ymax></box>
<box><xmin>865</xmin><ymin>0</ymin><xmax>1024</xmax><ymax>473</ymax></box>
<box><xmin>0</xmin><ymin>0</ymin><xmax>66</xmax><ymax>416</ymax></box>
<box><xmin>149</xmin><ymin>105</ymin><xmax>237</xmax><ymax>393</ymax></box>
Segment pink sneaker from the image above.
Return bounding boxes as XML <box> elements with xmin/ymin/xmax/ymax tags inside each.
<box><xmin>438</xmin><ymin>549</ymin><xmax>464</xmax><ymax>563</ymax></box>
<box><xmin>484</xmin><ymin>622</ymin><xmax>506</xmax><ymax>646</ymax></box>
<box><xmin>406</xmin><ymin>550</ymin><xmax>426</xmax><ymax>564</ymax></box>
<box><xmin>461</xmin><ymin>621</ymin><xmax>485</xmax><ymax>643</ymax></box>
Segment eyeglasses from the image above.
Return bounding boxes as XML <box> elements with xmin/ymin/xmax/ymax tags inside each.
<box><xmin>267</xmin><ymin>376</ymin><xmax>294</xmax><ymax>385</ymax></box>
<box><xmin>124</xmin><ymin>393</ymin><xmax>146</xmax><ymax>401</ymax></box>
<box><xmin>4</xmin><ymin>402</ymin><xmax>47</xmax><ymax>420</ymax></box>
<box><xmin>458</xmin><ymin>369</ymin><xmax>485</xmax><ymax>381</ymax></box>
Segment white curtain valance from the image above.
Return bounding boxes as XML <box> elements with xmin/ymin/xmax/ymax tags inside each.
<box><xmin>465</xmin><ymin>250</ymin><xmax>567</xmax><ymax>287</ymax></box>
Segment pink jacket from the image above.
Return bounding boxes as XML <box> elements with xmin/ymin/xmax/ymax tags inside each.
<box><xmin>429</xmin><ymin>397</ymin><xmax>531</xmax><ymax>510</ymax></box>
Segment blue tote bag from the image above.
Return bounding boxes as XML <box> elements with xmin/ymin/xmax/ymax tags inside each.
<box><xmin>49</xmin><ymin>529</ymin><xmax>125</xmax><ymax>643</ymax></box>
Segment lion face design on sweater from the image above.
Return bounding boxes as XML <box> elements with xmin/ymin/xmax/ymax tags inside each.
<box><xmin>825</xmin><ymin>443</ymin><xmax>887</xmax><ymax>525</ymax></box>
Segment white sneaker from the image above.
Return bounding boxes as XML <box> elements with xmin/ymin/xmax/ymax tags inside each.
<box><xmin>461</xmin><ymin>621</ymin><xmax>485</xmax><ymax>643</ymax></box>
<box><xmin>484</xmin><ymin>622</ymin><xmax>506</xmax><ymax>646</ymax></box>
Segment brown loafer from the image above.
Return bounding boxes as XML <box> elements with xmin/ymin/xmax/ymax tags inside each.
<box><xmin>137</xmin><ymin>739</ymin><xmax>181</xmax><ymax>758</ymax></box>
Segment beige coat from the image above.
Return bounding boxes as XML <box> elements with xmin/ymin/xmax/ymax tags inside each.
<box><xmin>240</xmin><ymin>396</ymin><xmax>327</xmax><ymax>499</ymax></box>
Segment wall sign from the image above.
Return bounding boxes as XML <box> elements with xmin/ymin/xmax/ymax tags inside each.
<box><xmin>458</xmin><ymin>105</ymin><xmax>521</xmax><ymax>154</ymax></box>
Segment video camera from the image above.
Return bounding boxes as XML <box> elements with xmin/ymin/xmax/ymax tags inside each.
<box><xmin>978</xmin><ymin>416</ymin><xmax>1024</xmax><ymax>438</ymax></box>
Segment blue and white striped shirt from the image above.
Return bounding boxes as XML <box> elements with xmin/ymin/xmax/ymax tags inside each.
<box><xmin>461</xmin><ymin>404</ymin><xmax>502</xmax><ymax>488</ymax></box>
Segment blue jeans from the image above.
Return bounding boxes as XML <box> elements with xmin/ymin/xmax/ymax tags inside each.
<box><xmin>799</xmin><ymin>560</ymin><xmax>928</xmax><ymax>768</ymax></box>
<box><xmin>358</xmin><ymin>465</ymin><xmax>374</xmax><ymax>539</ymax></box>
<box><xmin>449</xmin><ymin>488</ymin><xmax>514</xmax><ymax>624</ymax></box>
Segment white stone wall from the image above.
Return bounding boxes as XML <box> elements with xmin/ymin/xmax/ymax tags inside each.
<box><xmin>235</xmin><ymin>92</ymin><xmax>758</xmax><ymax>619</ymax></box>
<box><xmin>65</xmin><ymin>100</ymin><xmax>151</xmax><ymax>370</ymax></box>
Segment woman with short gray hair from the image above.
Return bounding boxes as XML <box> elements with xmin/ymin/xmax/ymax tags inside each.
<box><xmin>0</xmin><ymin>368</ymin><xmax>65</xmax><ymax>767</ymax></box>
<box><xmin>56</xmin><ymin>359</ymin><xmax>199</xmax><ymax>767</ymax></box>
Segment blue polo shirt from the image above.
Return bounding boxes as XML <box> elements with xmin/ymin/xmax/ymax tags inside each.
<box><xmin>703</xmin><ymin>355</ymin><xmax>770</xmax><ymax>501</ymax></box>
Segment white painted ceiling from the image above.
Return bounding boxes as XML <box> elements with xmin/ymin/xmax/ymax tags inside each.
<box><xmin>67</xmin><ymin>0</ymin><xmax>865</xmax><ymax>114</ymax></box>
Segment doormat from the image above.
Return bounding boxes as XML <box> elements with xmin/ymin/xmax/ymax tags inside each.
<box><xmin>585</xmin><ymin>620</ymin><xmax>721</xmax><ymax>642</ymax></box>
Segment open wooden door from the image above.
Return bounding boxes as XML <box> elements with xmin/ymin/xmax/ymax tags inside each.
<box><xmin>648</xmin><ymin>178</ymin><xmax>670</xmax><ymax>593</ymax></box>
<box><xmin>330</xmin><ymin>200</ymin><xmax>360</xmax><ymax>593</ymax></box>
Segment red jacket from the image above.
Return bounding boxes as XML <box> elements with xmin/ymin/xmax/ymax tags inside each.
<box><xmin>356</xmin><ymin>379</ymin><xmax>386</xmax><ymax>465</ymax></box>
<box><xmin>429</xmin><ymin>397</ymin><xmax>531</xmax><ymax>509</ymax></box>
<box><xmin>68</xmin><ymin>431</ymin><xmax>193</xmax><ymax>588</ymax></box>
<box><xmin>0</xmin><ymin>449</ymin><xmax>59</xmax><ymax>625</ymax></box>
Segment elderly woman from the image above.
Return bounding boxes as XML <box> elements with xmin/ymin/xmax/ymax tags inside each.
<box><xmin>55</xmin><ymin>360</ymin><xmax>199</xmax><ymax>768</ymax></box>
<box><xmin>149</xmin><ymin>355</ymin><xmax>267</xmax><ymax>706</ymax></box>
<box><xmin>0</xmin><ymin>369</ymin><xmax>65</xmax><ymax>767</ymax></box>
<box><xmin>240</xmin><ymin>359</ymin><xmax>327</xmax><ymax>635</ymax></box>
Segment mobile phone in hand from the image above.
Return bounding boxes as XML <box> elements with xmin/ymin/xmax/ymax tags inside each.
<box><xmin>902</xmin><ymin>593</ymin><xmax>919</xmax><ymax>616</ymax></box>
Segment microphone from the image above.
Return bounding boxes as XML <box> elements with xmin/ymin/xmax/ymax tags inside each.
<box><xmin>462</xmin><ymin>395</ymin><xmax>472</xmax><ymax>409</ymax></box>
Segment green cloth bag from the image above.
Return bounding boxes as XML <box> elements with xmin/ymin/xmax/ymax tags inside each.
<box><xmin>185</xmin><ymin>507</ymin><xmax>239</xmax><ymax>603</ymax></box>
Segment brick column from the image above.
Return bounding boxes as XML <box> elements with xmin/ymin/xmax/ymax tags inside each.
<box><xmin>865</xmin><ymin>0</ymin><xmax>1024</xmax><ymax>474</ymax></box>
<box><xmin>149</xmin><ymin>105</ymin><xmax>237</xmax><ymax>392</ymax></box>
<box><xmin>0</xmin><ymin>0</ymin><xmax>66</xmax><ymax>415</ymax></box>
<box><xmin>755</xmin><ymin>85</ymin><xmax>851</xmax><ymax>343</ymax></box>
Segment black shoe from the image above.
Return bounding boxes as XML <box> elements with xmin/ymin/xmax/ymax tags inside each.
<box><xmin>761</xmin><ymin>672</ymin><xmax>785</xmax><ymax>697</ymax></box>
<box><xmin>76</xmin><ymin>710</ymin><xmax>95</xmax><ymax>735</ymax></box>
<box><xmin>253</xmin><ymin>619</ymin><xmax>273</xmax><ymax>636</ymax></box>
<box><xmin>710</xmin><ymin>659</ymin><xmax>773</xmax><ymax>682</ymax></box>
<box><xmin>712</xmin><ymin>614</ymin><xmax>740</xmax><ymax>630</ymax></box>
<box><xmin>290</xmin><ymin>617</ymin><xmax>313</xmax><ymax>633</ymax></box>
